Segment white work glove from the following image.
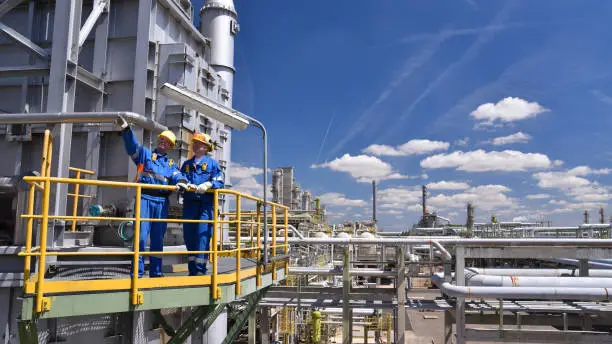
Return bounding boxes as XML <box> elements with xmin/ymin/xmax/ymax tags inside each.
<box><xmin>115</xmin><ymin>115</ymin><xmax>129</xmax><ymax>129</ymax></box>
<box><xmin>176</xmin><ymin>182</ymin><xmax>188</xmax><ymax>192</ymax></box>
<box><xmin>196</xmin><ymin>182</ymin><xmax>213</xmax><ymax>194</ymax></box>
<box><xmin>187</xmin><ymin>183</ymin><xmax>198</xmax><ymax>192</ymax></box>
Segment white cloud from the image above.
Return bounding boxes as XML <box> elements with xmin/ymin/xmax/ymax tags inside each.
<box><xmin>454</xmin><ymin>137</ymin><xmax>470</xmax><ymax>147</ymax></box>
<box><xmin>377</xmin><ymin>186</ymin><xmax>422</xmax><ymax>211</ymax></box>
<box><xmin>380</xmin><ymin>209</ymin><xmax>403</xmax><ymax>215</ymax></box>
<box><xmin>526</xmin><ymin>193</ymin><xmax>550</xmax><ymax>199</ymax></box>
<box><xmin>470</xmin><ymin>97</ymin><xmax>548</xmax><ymax>127</ymax></box>
<box><xmin>232</xmin><ymin>177</ymin><xmax>263</xmax><ymax>198</ymax></box>
<box><xmin>363</xmin><ymin>139</ymin><xmax>450</xmax><ymax>157</ymax></box>
<box><xmin>427</xmin><ymin>181</ymin><xmax>470</xmax><ymax>190</ymax></box>
<box><xmin>491</xmin><ymin>132</ymin><xmax>531</xmax><ymax>146</ymax></box>
<box><xmin>318</xmin><ymin>192</ymin><xmax>367</xmax><ymax>207</ymax></box>
<box><xmin>312</xmin><ymin>154</ymin><xmax>411</xmax><ymax>183</ymax></box>
<box><xmin>534</xmin><ymin>172</ymin><xmax>591</xmax><ymax>190</ymax></box>
<box><xmin>231</xmin><ymin>164</ymin><xmax>264</xmax><ymax>179</ymax></box>
<box><xmin>421</xmin><ymin>150</ymin><xmax>554</xmax><ymax>172</ymax></box>
<box><xmin>534</xmin><ymin>166</ymin><xmax>612</xmax><ymax>204</ymax></box>
<box><xmin>428</xmin><ymin>184</ymin><xmax>517</xmax><ymax>212</ymax></box>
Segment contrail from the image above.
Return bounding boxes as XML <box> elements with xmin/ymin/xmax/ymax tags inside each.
<box><xmin>316</xmin><ymin>111</ymin><xmax>335</xmax><ymax>164</ymax></box>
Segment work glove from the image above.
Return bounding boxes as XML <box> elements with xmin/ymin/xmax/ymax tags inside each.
<box><xmin>176</xmin><ymin>182</ymin><xmax>188</xmax><ymax>192</ymax></box>
<box><xmin>115</xmin><ymin>115</ymin><xmax>129</xmax><ymax>129</ymax></box>
<box><xmin>196</xmin><ymin>182</ymin><xmax>213</xmax><ymax>194</ymax></box>
<box><xmin>187</xmin><ymin>183</ymin><xmax>198</xmax><ymax>192</ymax></box>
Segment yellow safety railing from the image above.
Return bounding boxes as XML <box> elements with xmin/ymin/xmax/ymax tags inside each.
<box><xmin>68</xmin><ymin>166</ymin><xmax>95</xmax><ymax>231</ymax></box>
<box><xmin>19</xmin><ymin>130</ymin><xmax>290</xmax><ymax>315</ymax></box>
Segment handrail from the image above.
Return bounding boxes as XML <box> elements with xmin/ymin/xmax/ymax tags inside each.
<box><xmin>68</xmin><ymin>166</ymin><xmax>96</xmax><ymax>231</ymax></box>
<box><xmin>19</xmin><ymin>130</ymin><xmax>290</xmax><ymax>315</ymax></box>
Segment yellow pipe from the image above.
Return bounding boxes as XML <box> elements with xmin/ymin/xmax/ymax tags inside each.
<box><xmin>40</xmin><ymin>130</ymin><xmax>49</xmax><ymax>178</ymax></box>
<box><xmin>23</xmin><ymin>184</ymin><xmax>36</xmax><ymax>282</ymax></box>
<box><xmin>35</xmin><ymin>169</ymin><xmax>52</xmax><ymax>313</ymax></box>
<box><xmin>71</xmin><ymin>170</ymin><xmax>81</xmax><ymax>231</ymax></box>
<box><xmin>212</xmin><ymin>189</ymin><xmax>219</xmax><ymax>299</ymax></box>
<box><xmin>68</xmin><ymin>166</ymin><xmax>95</xmax><ymax>175</ymax></box>
<box><xmin>272</xmin><ymin>205</ymin><xmax>277</xmax><ymax>280</ymax></box>
<box><xmin>67</xmin><ymin>193</ymin><xmax>94</xmax><ymax>198</ymax></box>
<box><xmin>19</xmin><ymin>249</ymin><xmax>216</xmax><ymax>257</ymax></box>
<box><xmin>235</xmin><ymin>195</ymin><xmax>241</xmax><ymax>296</ymax></box>
<box><xmin>20</xmin><ymin>214</ymin><xmax>224</xmax><ymax>224</ymax></box>
<box><xmin>256</xmin><ymin>202</ymin><xmax>262</xmax><ymax>287</ymax></box>
<box><xmin>284</xmin><ymin>208</ymin><xmax>289</xmax><ymax>255</ymax></box>
<box><xmin>130</xmin><ymin>187</ymin><xmax>142</xmax><ymax>305</ymax></box>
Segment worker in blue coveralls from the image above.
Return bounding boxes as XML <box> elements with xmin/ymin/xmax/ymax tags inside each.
<box><xmin>116</xmin><ymin>115</ymin><xmax>189</xmax><ymax>278</ymax></box>
<box><xmin>181</xmin><ymin>132</ymin><xmax>225</xmax><ymax>276</ymax></box>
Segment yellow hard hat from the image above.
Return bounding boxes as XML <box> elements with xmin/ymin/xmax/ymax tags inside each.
<box><xmin>157</xmin><ymin>130</ymin><xmax>176</xmax><ymax>148</ymax></box>
<box><xmin>192</xmin><ymin>132</ymin><xmax>214</xmax><ymax>151</ymax></box>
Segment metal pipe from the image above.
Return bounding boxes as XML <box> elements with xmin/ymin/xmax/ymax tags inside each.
<box><xmin>467</xmin><ymin>268</ymin><xmax>612</xmax><ymax>278</ymax></box>
<box><xmin>287</xmin><ymin>224</ymin><xmax>305</xmax><ymax>239</ymax></box>
<box><xmin>430</xmin><ymin>240</ymin><xmax>452</xmax><ymax>262</ymax></box>
<box><xmin>243</xmin><ymin>116</ymin><xmax>268</xmax><ymax>265</ymax></box>
<box><xmin>289</xmin><ymin>267</ymin><xmax>396</xmax><ymax>277</ymax></box>
<box><xmin>432</xmin><ymin>274</ymin><xmax>612</xmax><ymax>300</ymax></box>
<box><xmin>281</xmin><ymin>237</ymin><xmax>612</xmax><ymax>246</ymax></box>
<box><xmin>0</xmin><ymin>111</ymin><xmax>167</xmax><ymax>132</ymax></box>
<box><xmin>437</xmin><ymin>283</ymin><xmax>612</xmax><ymax>301</ymax></box>
<box><xmin>465</xmin><ymin>274</ymin><xmax>612</xmax><ymax>288</ymax></box>
<box><xmin>546</xmin><ymin>258</ymin><xmax>612</xmax><ymax>269</ymax></box>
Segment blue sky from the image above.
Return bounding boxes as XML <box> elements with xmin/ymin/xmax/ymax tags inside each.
<box><xmin>197</xmin><ymin>0</ymin><xmax>612</xmax><ymax>230</ymax></box>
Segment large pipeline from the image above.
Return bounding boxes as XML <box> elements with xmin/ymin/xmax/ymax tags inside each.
<box><xmin>280</xmin><ymin>237</ymin><xmax>612</xmax><ymax>246</ymax></box>
<box><xmin>0</xmin><ymin>112</ymin><xmax>168</xmax><ymax>132</ymax></box>
<box><xmin>289</xmin><ymin>267</ymin><xmax>395</xmax><ymax>277</ymax></box>
<box><xmin>467</xmin><ymin>268</ymin><xmax>612</xmax><ymax>278</ymax></box>
<box><xmin>431</xmin><ymin>274</ymin><xmax>612</xmax><ymax>301</ymax></box>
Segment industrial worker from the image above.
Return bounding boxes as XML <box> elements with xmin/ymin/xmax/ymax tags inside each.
<box><xmin>116</xmin><ymin>115</ymin><xmax>188</xmax><ymax>278</ymax></box>
<box><xmin>181</xmin><ymin>132</ymin><xmax>225</xmax><ymax>276</ymax></box>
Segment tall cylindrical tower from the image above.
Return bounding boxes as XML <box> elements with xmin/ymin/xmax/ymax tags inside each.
<box><xmin>200</xmin><ymin>0</ymin><xmax>239</xmax><ymax>107</ymax></box>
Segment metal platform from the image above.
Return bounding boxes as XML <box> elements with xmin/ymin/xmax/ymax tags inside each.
<box><xmin>20</xmin><ymin>256</ymin><xmax>286</xmax><ymax>320</ymax></box>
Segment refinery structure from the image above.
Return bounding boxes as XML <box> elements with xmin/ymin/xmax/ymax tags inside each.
<box><xmin>0</xmin><ymin>1</ymin><xmax>611</xmax><ymax>344</ymax></box>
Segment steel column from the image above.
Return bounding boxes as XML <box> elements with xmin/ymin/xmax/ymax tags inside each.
<box><xmin>579</xmin><ymin>259</ymin><xmax>589</xmax><ymax>277</ymax></box>
<box><xmin>128</xmin><ymin>0</ymin><xmax>153</xmax><ymax>186</ymax></box>
<box><xmin>260</xmin><ymin>307</ymin><xmax>270</xmax><ymax>344</ymax></box>
<box><xmin>455</xmin><ymin>246</ymin><xmax>466</xmax><ymax>344</ymax></box>
<box><xmin>396</xmin><ymin>246</ymin><xmax>406</xmax><ymax>344</ymax></box>
<box><xmin>81</xmin><ymin>0</ymin><xmax>109</xmax><ymax>215</ymax></box>
<box><xmin>46</xmin><ymin>0</ymin><xmax>82</xmax><ymax>216</ymax></box>
<box><xmin>342</xmin><ymin>246</ymin><xmax>352</xmax><ymax>344</ymax></box>
<box><xmin>247</xmin><ymin>310</ymin><xmax>256</xmax><ymax>344</ymax></box>
<box><xmin>444</xmin><ymin>310</ymin><xmax>453</xmax><ymax>344</ymax></box>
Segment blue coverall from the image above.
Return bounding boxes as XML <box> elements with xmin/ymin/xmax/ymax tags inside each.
<box><xmin>180</xmin><ymin>156</ymin><xmax>224</xmax><ymax>275</ymax></box>
<box><xmin>121</xmin><ymin>127</ymin><xmax>185</xmax><ymax>277</ymax></box>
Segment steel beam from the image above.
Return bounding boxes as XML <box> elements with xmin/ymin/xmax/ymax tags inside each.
<box><xmin>221</xmin><ymin>287</ymin><xmax>269</xmax><ymax>344</ymax></box>
<box><xmin>77</xmin><ymin>0</ymin><xmax>107</xmax><ymax>49</ymax></box>
<box><xmin>46</xmin><ymin>0</ymin><xmax>82</xmax><ymax>216</ymax></box>
<box><xmin>0</xmin><ymin>0</ymin><xmax>22</xmax><ymax>19</ymax></box>
<box><xmin>0</xmin><ymin>22</ymin><xmax>49</xmax><ymax>60</ymax></box>
<box><xmin>0</xmin><ymin>64</ymin><xmax>48</xmax><ymax>78</ymax></box>
<box><xmin>76</xmin><ymin>66</ymin><xmax>104</xmax><ymax>92</ymax></box>
<box><xmin>167</xmin><ymin>305</ymin><xmax>225</xmax><ymax>344</ymax></box>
